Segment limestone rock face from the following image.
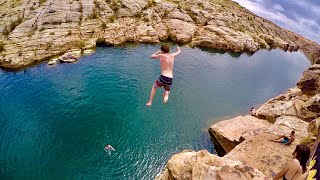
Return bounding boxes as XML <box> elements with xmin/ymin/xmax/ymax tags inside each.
<box><xmin>167</xmin><ymin>10</ymin><xmax>193</xmax><ymax>22</ymax></box>
<box><xmin>306</xmin><ymin>94</ymin><xmax>320</xmax><ymax>116</ymax></box>
<box><xmin>225</xmin><ymin>116</ymin><xmax>309</xmax><ymax>177</ymax></box>
<box><xmin>210</xmin><ymin>115</ymin><xmax>272</xmax><ymax>153</ymax></box>
<box><xmin>165</xmin><ymin>19</ymin><xmax>196</xmax><ymax>43</ymax></box>
<box><xmin>256</xmin><ymin>87</ymin><xmax>317</xmax><ymax>122</ymax></box>
<box><xmin>1</xmin><ymin>0</ymin><xmax>319</xmax><ymax>70</ymax></box>
<box><xmin>297</xmin><ymin>65</ymin><xmax>320</xmax><ymax>95</ymax></box>
<box><xmin>155</xmin><ymin>150</ymin><xmax>267</xmax><ymax>180</ymax></box>
<box><xmin>307</xmin><ymin>118</ymin><xmax>320</xmax><ymax>139</ymax></box>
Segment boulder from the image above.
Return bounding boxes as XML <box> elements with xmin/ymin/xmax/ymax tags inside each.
<box><xmin>48</xmin><ymin>58</ymin><xmax>59</xmax><ymax>65</ymax></box>
<box><xmin>191</xmin><ymin>26</ymin><xmax>228</xmax><ymax>50</ymax></box>
<box><xmin>255</xmin><ymin>88</ymin><xmax>305</xmax><ymax>122</ymax></box>
<box><xmin>83</xmin><ymin>49</ymin><xmax>95</xmax><ymax>55</ymax></box>
<box><xmin>305</xmin><ymin>94</ymin><xmax>320</xmax><ymax>116</ymax></box>
<box><xmin>167</xmin><ymin>10</ymin><xmax>193</xmax><ymax>22</ymax></box>
<box><xmin>58</xmin><ymin>50</ymin><xmax>81</xmax><ymax>63</ymax></box>
<box><xmin>165</xmin><ymin>19</ymin><xmax>196</xmax><ymax>43</ymax></box>
<box><xmin>156</xmin><ymin>150</ymin><xmax>267</xmax><ymax>180</ymax></box>
<box><xmin>307</xmin><ymin>118</ymin><xmax>320</xmax><ymax>139</ymax></box>
<box><xmin>297</xmin><ymin>66</ymin><xmax>320</xmax><ymax>95</ymax></box>
<box><xmin>123</xmin><ymin>0</ymin><xmax>147</xmax><ymax>16</ymax></box>
<box><xmin>209</xmin><ymin>115</ymin><xmax>271</xmax><ymax>153</ymax></box>
<box><xmin>225</xmin><ymin>116</ymin><xmax>309</xmax><ymax>177</ymax></box>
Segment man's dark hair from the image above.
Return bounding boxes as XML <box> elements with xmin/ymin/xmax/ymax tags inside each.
<box><xmin>291</xmin><ymin>131</ymin><xmax>295</xmax><ymax>134</ymax></box>
<box><xmin>161</xmin><ymin>44</ymin><xmax>170</xmax><ymax>53</ymax></box>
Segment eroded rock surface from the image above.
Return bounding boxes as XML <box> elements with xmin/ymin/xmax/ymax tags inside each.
<box><xmin>209</xmin><ymin>115</ymin><xmax>272</xmax><ymax>153</ymax></box>
<box><xmin>225</xmin><ymin>116</ymin><xmax>308</xmax><ymax>177</ymax></box>
<box><xmin>297</xmin><ymin>64</ymin><xmax>320</xmax><ymax>95</ymax></box>
<box><xmin>155</xmin><ymin>150</ymin><xmax>267</xmax><ymax>180</ymax></box>
<box><xmin>0</xmin><ymin>0</ymin><xmax>319</xmax><ymax>70</ymax></box>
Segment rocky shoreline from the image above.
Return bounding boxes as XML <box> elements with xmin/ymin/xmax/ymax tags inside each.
<box><xmin>1</xmin><ymin>0</ymin><xmax>320</xmax><ymax>179</ymax></box>
<box><xmin>157</xmin><ymin>68</ymin><xmax>320</xmax><ymax>179</ymax></box>
<box><xmin>0</xmin><ymin>0</ymin><xmax>320</xmax><ymax>70</ymax></box>
<box><xmin>156</xmin><ymin>53</ymin><xmax>320</xmax><ymax>179</ymax></box>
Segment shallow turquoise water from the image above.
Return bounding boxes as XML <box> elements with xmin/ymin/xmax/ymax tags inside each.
<box><xmin>0</xmin><ymin>44</ymin><xmax>310</xmax><ymax>179</ymax></box>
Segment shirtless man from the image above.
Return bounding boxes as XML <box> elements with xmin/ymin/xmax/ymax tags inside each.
<box><xmin>146</xmin><ymin>44</ymin><xmax>181</xmax><ymax>106</ymax></box>
<box><xmin>269</xmin><ymin>131</ymin><xmax>295</xmax><ymax>145</ymax></box>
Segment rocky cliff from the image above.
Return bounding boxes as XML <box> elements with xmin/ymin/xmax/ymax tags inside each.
<box><xmin>155</xmin><ymin>150</ymin><xmax>267</xmax><ymax>180</ymax></box>
<box><xmin>0</xmin><ymin>0</ymin><xmax>320</xmax><ymax>70</ymax></box>
<box><xmin>158</xmin><ymin>60</ymin><xmax>320</xmax><ymax>179</ymax></box>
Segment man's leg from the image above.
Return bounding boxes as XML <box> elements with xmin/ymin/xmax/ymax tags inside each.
<box><xmin>163</xmin><ymin>85</ymin><xmax>171</xmax><ymax>103</ymax></box>
<box><xmin>146</xmin><ymin>83</ymin><xmax>159</xmax><ymax>106</ymax></box>
<box><xmin>268</xmin><ymin>135</ymin><xmax>285</xmax><ymax>142</ymax></box>
<box><xmin>163</xmin><ymin>90</ymin><xmax>170</xmax><ymax>103</ymax></box>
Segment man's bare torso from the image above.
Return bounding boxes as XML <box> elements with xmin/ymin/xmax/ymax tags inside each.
<box><xmin>159</xmin><ymin>54</ymin><xmax>174</xmax><ymax>78</ymax></box>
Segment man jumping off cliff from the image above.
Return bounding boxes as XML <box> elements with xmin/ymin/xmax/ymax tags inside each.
<box><xmin>146</xmin><ymin>44</ymin><xmax>181</xmax><ymax>106</ymax></box>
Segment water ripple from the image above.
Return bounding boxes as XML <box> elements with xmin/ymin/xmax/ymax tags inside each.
<box><xmin>0</xmin><ymin>45</ymin><xmax>310</xmax><ymax>179</ymax></box>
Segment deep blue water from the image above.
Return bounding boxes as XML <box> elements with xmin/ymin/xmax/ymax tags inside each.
<box><xmin>0</xmin><ymin>44</ymin><xmax>310</xmax><ymax>179</ymax></box>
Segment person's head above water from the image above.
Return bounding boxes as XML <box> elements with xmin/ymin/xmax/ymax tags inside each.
<box><xmin>292</xmin><ymin>144</ymin><xmax>310</xmax><ymax>173</ymax></box>
<box><xmin>161</xmin><ymin>44</ymin><xmax>170</xmax><ymax>53</ymax></box>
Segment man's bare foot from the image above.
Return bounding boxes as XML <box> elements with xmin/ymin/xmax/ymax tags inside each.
<box><xmin>146</xmin><ymin>102</ymin><xmax>152</xmax><ymax>106</ymax></box>
<box><xmin>163</xmin><ymin>91</ymin><xmax>170</xmax><ymax>103</ymax></box>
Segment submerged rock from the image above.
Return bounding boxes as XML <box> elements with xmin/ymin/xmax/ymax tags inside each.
<box><xmin>83</xmin><ymin>49</ymin><xmax>95</xmax><ymax>55</ymax></box>
<box><xmin>59</xmin><ymin>50</ymin><xmax>81</xmax><ymax>63</ymax></box>
<box><xmin>48</xmin><ymin>58</ymin><xmax>59</xmax><ymax>65</ymax></box>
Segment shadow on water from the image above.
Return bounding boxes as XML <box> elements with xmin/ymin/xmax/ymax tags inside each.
<box><xmin>195</xmin><ymin>46</ymin><xmax>246</xmax><ymax>58</ymax></box>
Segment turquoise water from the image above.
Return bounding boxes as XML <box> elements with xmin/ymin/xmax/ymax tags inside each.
<box><xmin>0</xmin><ymin>44</ymin><xmax>310</xmax><ymax>179</ymax></box>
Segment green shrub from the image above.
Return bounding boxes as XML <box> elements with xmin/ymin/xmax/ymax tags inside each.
<box><xmin>45</xmin><ymin>42</ymin><xmax>53</xmax><ymax>50</ymax></box>
<box><xmin>101</xmin><ymin>22</ymin><xmax>106</xmax><ymax>29</ymax></box>
<box><xmin>49</xmin><ymin>32</ymin><xmax>55</xmax><ymax>35</ymax></box>
<box><xmin>77</xmin><ymin>40</ymin><xmax>85</xmax><ymax>49</ymax></box>
<box><xmin>90</xmin><ymin>11</ymin><xmax>99</xmax><ymax>19</ymax></box>
<box><xmin>39</xmin><ymin>0</ymin><xmax>47</xmax><ymax>4</ymax></box>
<box><xmin>147</xmin><ymin>0</ymin><xmax>156</xmax><ymax>7</ymax></box>
<box><xmin>67</xmin><ymin>30</ymin><xmax>72</xmax><ymax>36</ymax></box>
<box><xmin>300</xmin><ymin>136</ymin><xmax>313</xmax><ymax>145</ymax></box>
<box><xmin>109</xmin><ymin>15</ymin><xmax>116</xmax><ymax>23</ymax></box>
<box><xmin>2</xmin><ymin>27</ymin><xmax>9</xmax><ymax>36</ymax></box>
<box><xmin>96</xmin><ymin>37</ymin><xmax>105</xmax><ymax>44</ymax></box>
<box><xmin>0</xmin><ymin>41</ymin><xmax>5</xmax><ymax>52</ymax></box>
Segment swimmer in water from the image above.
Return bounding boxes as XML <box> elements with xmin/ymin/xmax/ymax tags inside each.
<box><xmin>104</xmin><ymin>144</ymin><xmax>116</xmax><ymax>156</ymax></box>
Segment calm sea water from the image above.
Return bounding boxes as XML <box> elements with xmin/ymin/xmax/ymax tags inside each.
<box><xmin>0</xmin><ymin>44</ymin><xmax>310</xmax><ymax>179</ymax></box>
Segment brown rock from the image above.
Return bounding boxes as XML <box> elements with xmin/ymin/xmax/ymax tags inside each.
<box><xmin>167</xmin><ymin>10</ymin><xmax>193</xmax><ymax>22</ymax></box>
<box><xmin>165</xmin><ymin>19</ymin><xmax>196</xmax><ymax>43</ymax></box>
<box><xmin>210</xmin><ymin>115</ymin><xmax>272</xmax><ymax>152</ymax></box>
<box><xmin>297</xmin><ymin>66</ymin><xmax>320</xmax><ymax>95</ymax></box>
<box><xmin>225</xmin><ymin>116</ymin><xmax>309</xmax><ymax>177</ymax></box>
<box><xmin>305</xmin><ymin>94</ymin><xmax>320</xmax><ymax>116</ymax></box>
<box><xmin>156</xmin><ymin>150</ymin><xmax>267</xmax><ymax>180</ymax></box>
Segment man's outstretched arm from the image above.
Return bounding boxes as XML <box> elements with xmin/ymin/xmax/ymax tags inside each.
<box><xmin>172</xmin><ymin>46</ymin><xmax>181</xmax><ymax>57</ymax></box>
<box><xmin>151</xmin><ymin>50</ymin><xmax>163</xmax><ymax>59</ymax></box>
